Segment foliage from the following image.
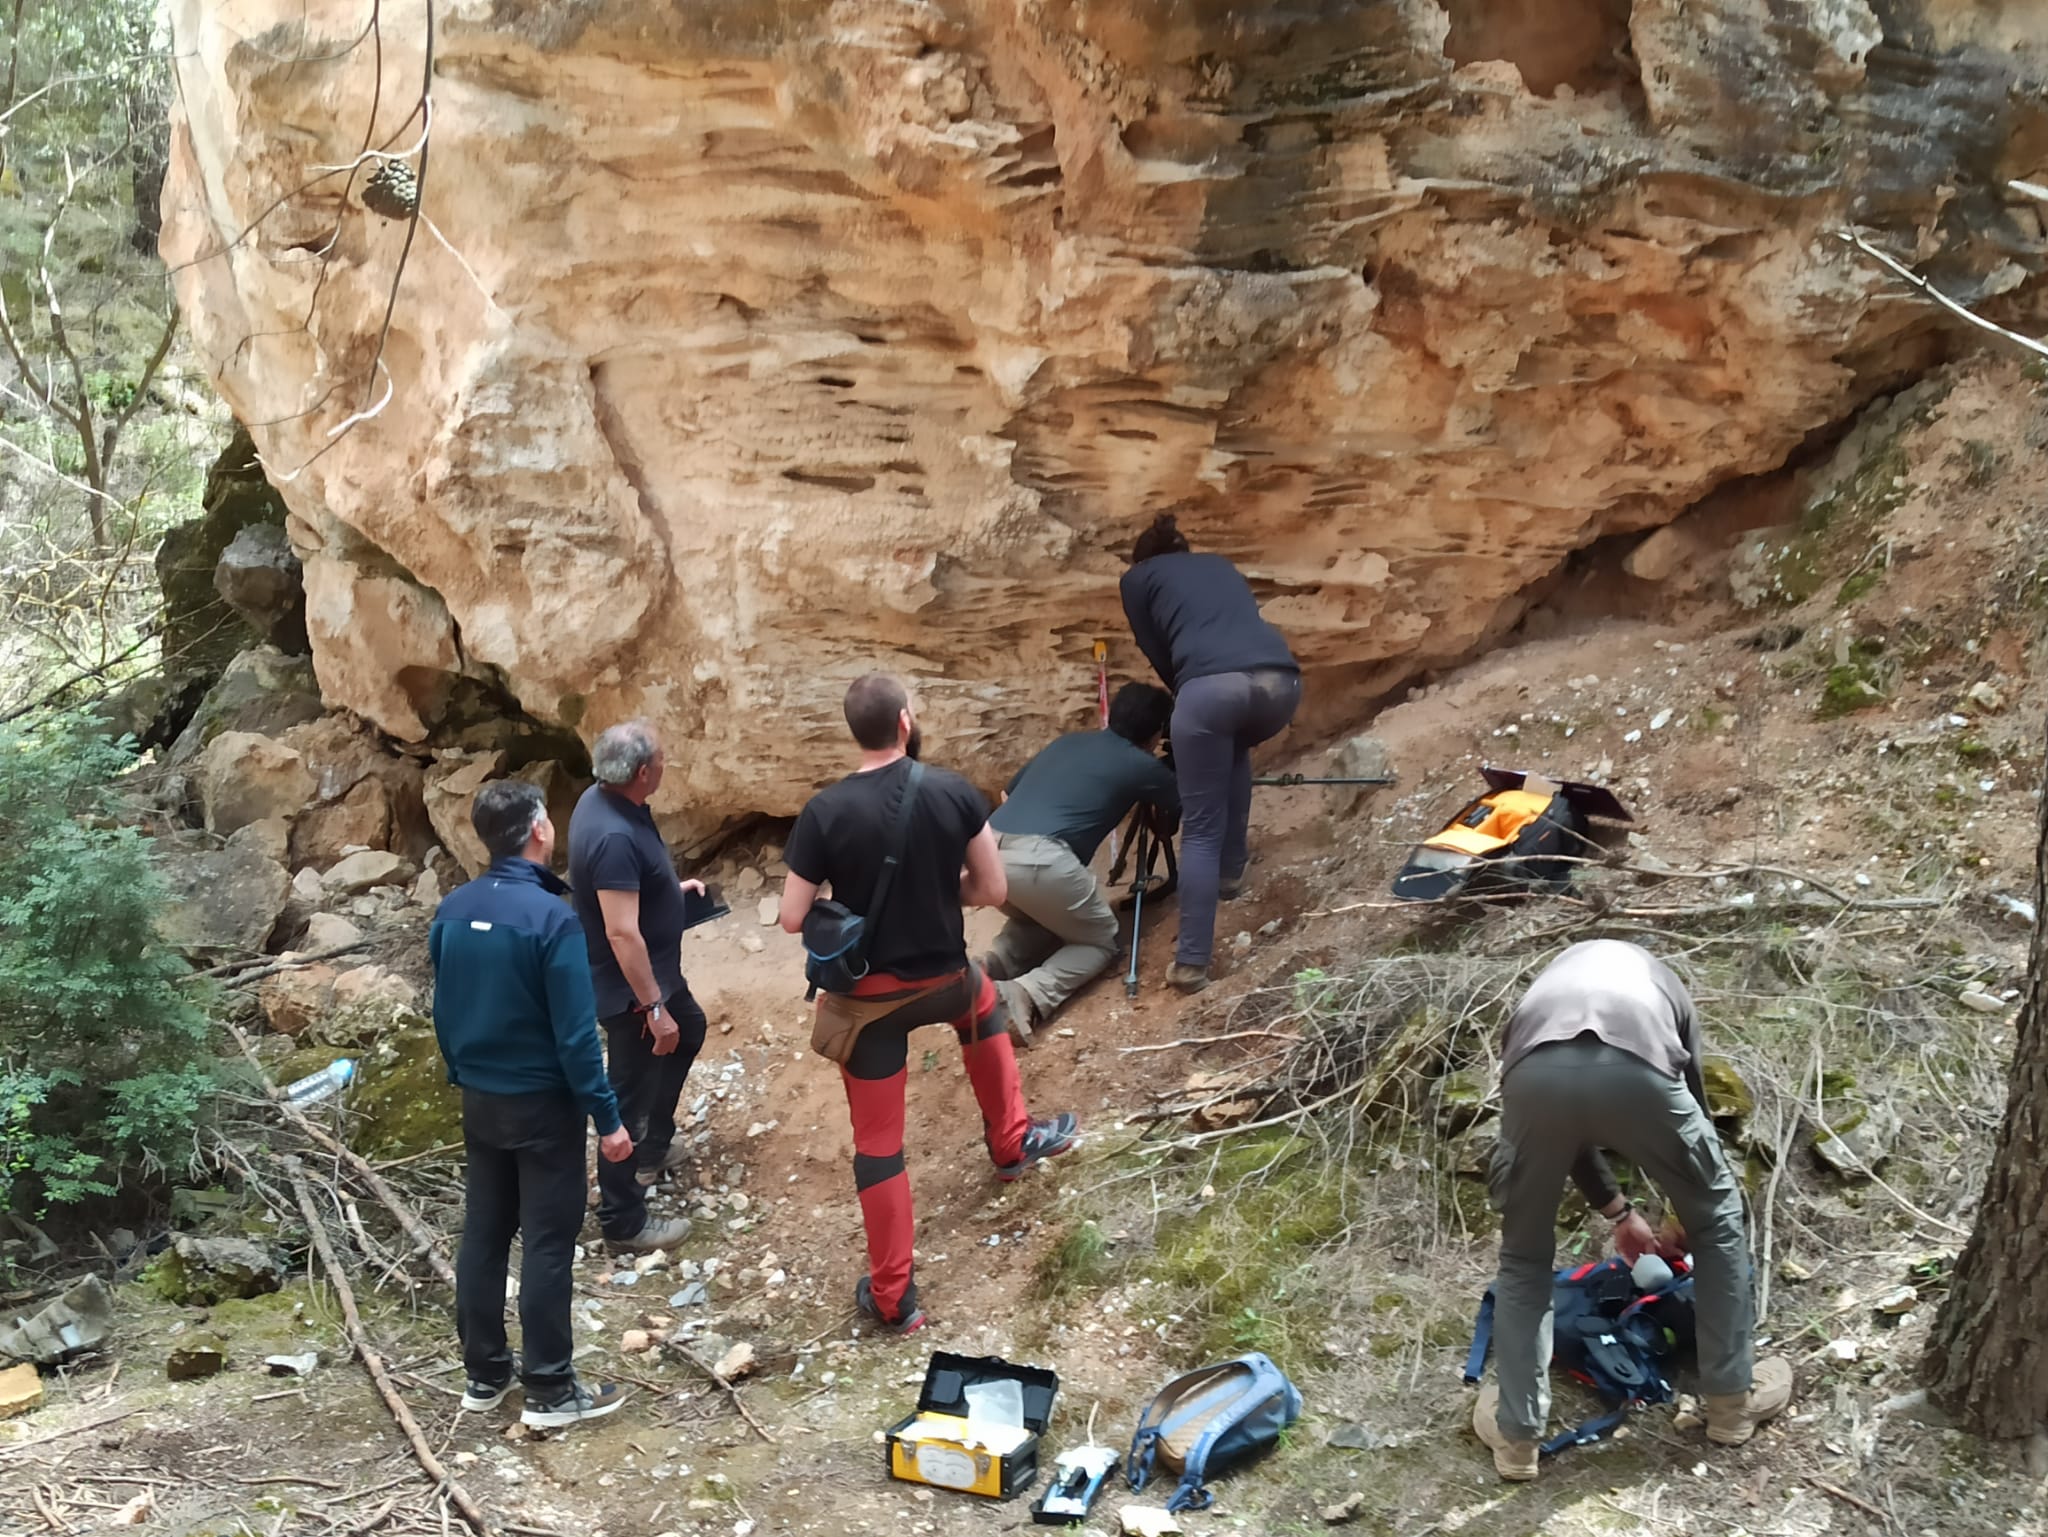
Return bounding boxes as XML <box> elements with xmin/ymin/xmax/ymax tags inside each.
<box><xmin>0</xmin><ymin>713</ymin><xmax>215</xmax><ymax>1211</ymax></box>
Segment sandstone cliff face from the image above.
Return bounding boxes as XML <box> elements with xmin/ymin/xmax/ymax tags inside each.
<box><xmin>162</xmin><ymin>0</ymin><xmax>2047</xmax><ymax>833</ymax></box>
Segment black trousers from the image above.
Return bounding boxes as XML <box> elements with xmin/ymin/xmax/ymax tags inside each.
<box><xmin>455</xmin><ymin>1087</ymin><xmax>585</xmax><ymax>1395</ymax></box>
<box><xmin>596</xmin><ymin>983</ymin><xmax>707</xmax><ymax>1241</ymax></box>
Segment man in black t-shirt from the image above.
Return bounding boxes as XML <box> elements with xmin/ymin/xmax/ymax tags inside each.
<box><xmin>985</xmin><ymin>682</ymin><xmax>1178</xmax><ymax>1033</ymax></box>
<box><xmin>779</xmin><ymin>673</ymin><xmax>1079</xmax><ymax>1333</ymax></box>
<box><xmin>567</xmin><ymin>720</ymin><xmax>701</xmax><ymax>1255</ymax></box>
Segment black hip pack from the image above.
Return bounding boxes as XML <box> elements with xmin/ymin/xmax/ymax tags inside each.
<box><xmin>802</xmin><ymin>761</ymin><xmax>924</xmax><ymax>1000</ymax></box>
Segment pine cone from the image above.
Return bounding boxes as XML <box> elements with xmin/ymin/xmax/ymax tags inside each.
<box><xmin>361</xmin><ymin>159</ymin><xmax>420</xmax><ymax>220</ymax></box>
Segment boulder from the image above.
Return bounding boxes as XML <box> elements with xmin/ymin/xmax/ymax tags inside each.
<box><xmin>423</xmin><ymin>752</ymin><xmax>507</xmax><ymax>877</ymax></box>
<box><xmin>0</xmin><ymin>1275</ymin><xmax>113</xmax><ymax>1366</ymax></box>
<box><xmin>291</xmin><ymin>865</ymin><xmax>326</xmax><ymax>904</ymax></box>
<box><xmin>291</xmin><ymin>776</ymin><xmax>393</xmax><ymax>868</ymax></box>
<box><xmin>411</xmin><ymin>866</ymin><xmax>442</xmax><ymax>907</ymax></box>
<box><xmin>0</xmin><ymin>1361</ymin><xmax>42</xmax><ymax>1418</ymax></box>
<box><xmin>149</xmin><ymin>1235</ymin><xmax>283</xmax><ymax>1305</ymax></box>
<box><xmin>196</xmin><ymin>731</ymin><xmax>315</xmax><ymax>834</ymax></box>
<box><xmin>258</xmin><ymin>964</ymin><xmax>339</xmax><ymax>1035</ymax></box>
<box><xmin>154</xmin><ymin>426</ymin><xmax>293</xmax><ymax>678</ymax></box>
<box><xmin>322</xmin><ymin>849</ymin><xmax>417</xmax><ymax>894</ymax></box>
<box><xmin>164</xmin><ymin>646</ymin><xmax>324</xmax><ymax>773</ymax></box>
<box><xmin>331</xmin><ymin>964</ymin><xmax>417</xmax><ymax>1014</ymax></box>
<box><xmin>154</xmin><ymin>827</ymin><xmax>291</xmax><ymax>957</ymax></box>
<box><xmin>214</xmin><ymin>522</ymin><xmax>308</xmax><ymax>654</ymax></box>
<box><xmin>281</xmin><ymin>716</ymin><xmax>433</xmax><ymax>861</ymax></box>
<box><xmin>232</xmin><ymin>816</ymin><xmax>291</xmax><ymax>868</ymax></box>
<box><xmin>302</xmin><ymin>913</ymin><xmax>366</xmax><ymax>952</ymax></box>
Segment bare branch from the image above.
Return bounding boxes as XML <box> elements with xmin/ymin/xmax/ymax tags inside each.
<box><xmin>1833</xmin><ymin>228</ymin><xmax>2048</xmax><ymax>362</ymax></box>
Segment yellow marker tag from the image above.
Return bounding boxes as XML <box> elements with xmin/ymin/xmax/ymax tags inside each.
<box><xmin>1092</xmin><ymin>641</ymin><xmax>1107</xmax><ymax>663</ymax></box>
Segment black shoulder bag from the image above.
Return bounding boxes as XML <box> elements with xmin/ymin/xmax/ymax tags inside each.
<box><xmin>801</xmin><ymin>761</ymin><xmax>925</xmax><ymax>1000</ymax></box>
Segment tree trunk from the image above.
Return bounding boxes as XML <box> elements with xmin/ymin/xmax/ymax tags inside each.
<box><xmin>1924</xmin><ymin>713</ymin><xmax>2048</xmax><ymax>1438</ymax></box>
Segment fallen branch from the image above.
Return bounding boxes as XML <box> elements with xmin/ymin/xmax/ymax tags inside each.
<box><xmin>1119</xmin><ymin>1029</ymin><xmax>1303</xmax><ymax>1055</ymax></box>
<box><xmin>225</xmin><ymin>1017</ymin><xmax>457</xmax><ymax>1288</ymax></box>
<box><xmin>672</xmin><ymin>1350</ymin><xmax>777</xmax><ymax>1444</ymax></box>
<box><xmin>0</xmin><ymin>1408</ymin><xmax>139</xmax><ymax>1458</ymax></box>
<box><xmin>1804</xmin><ymin>1473</ymin><xmax>1889</xmax><ymax>1523</ymax></box>
<box><xmin>286</xmin><ymin>1159</ymin><xmax>493</xmax><ymax>1537</ymax></box>
<box><xmin>202</xmin><ymin>939</ymin><xmax>374</xmax><ymax>987</ymax></box>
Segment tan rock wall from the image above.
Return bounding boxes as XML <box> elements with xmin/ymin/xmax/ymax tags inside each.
<box><xmin>161</xmin><ymin>0</ymin><xmax>2048</xmax><ymax>835</ymax></box>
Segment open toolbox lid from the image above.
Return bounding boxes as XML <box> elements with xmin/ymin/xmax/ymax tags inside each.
<box><xmin>1479</xmin><ymin>765</ymin><xmax>1633</xmax><ymax>823</ymax></box>
<box><xmin>914</xmin><ymin>1352</ymin><xmax>1059</xmax><ymax>1434</ymax></box>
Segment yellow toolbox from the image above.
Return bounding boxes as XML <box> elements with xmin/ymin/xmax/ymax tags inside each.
<box><xmin>885</xmin><ymin>1352</ymin><xmax>1059</xmax><ymax>1500</ymax></box>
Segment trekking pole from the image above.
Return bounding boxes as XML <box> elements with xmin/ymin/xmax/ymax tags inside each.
<box><xmin>1252</xmin><ymin>774</ymin><xmax>1397</xmax><ymax>787</ymax></box>
<box><xmin>1124</xmin><ymin>816</ymin><xmax>1152</xmax><ymax>998</ymax></box>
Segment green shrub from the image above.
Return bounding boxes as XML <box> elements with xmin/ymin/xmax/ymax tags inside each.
<box><xmin>0</xmin><ymin>715</ymin><xmax>216</xmax><ymax>1212</ymax></box>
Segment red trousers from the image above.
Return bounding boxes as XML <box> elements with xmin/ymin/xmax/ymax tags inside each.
<box><xmin>833</xmin><ymin>966</ymin><xmax>1028</xmax><ymax>1323</ymax></box>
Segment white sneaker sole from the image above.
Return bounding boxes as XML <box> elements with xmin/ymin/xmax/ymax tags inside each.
<box><xmin>459</xmin><ymin>1385</ymin><xmax>512</xmax><ymax>1412</ymax></box>
<box><xmin>520</xmin><ymin>1397</ymin><xmax>625</xmax><ymax>1430</ymax></box>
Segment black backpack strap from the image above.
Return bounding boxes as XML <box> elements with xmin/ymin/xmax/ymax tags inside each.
<box><xmin>851</xmin><ymin>761</ymin><xmax>925</xmax><ymax>971</ymax></box>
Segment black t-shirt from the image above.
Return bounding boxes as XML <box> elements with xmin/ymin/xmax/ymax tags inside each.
<box><xmin>783</xmin><ymin>757</ymin><xmax>989</xmax><ymax>981</ymax></box>
<box><xmin>990</xmin><ymin>730</ymin><xmax>1179</xmax><ymax>863</ymax></box>
<box><xmin>566</xmin><ymin>783</ymin><xmax>687</xmax><ymax>1017</ymax></box>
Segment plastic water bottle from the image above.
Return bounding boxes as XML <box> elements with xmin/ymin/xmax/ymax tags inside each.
<box><xmin>284</xmin><ymin>1059</ymin><xmax>356</xmax><ymax>1106</ymax></box>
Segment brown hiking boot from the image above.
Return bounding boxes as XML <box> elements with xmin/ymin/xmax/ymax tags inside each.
<box><xmin>1704</xmin><ymin>1357</ymin><xmax>1794</xmax><ymax>1446</ymax></box>
<box><xmin>1166</xmin><ymin>963</ymin><xmax>1210</xmax><ymax>994</ymax></box>
<box><xmin>1472</xmin><ymin>1382</ymin><xmax>1539</xmax><ymax>1481</ymax></box>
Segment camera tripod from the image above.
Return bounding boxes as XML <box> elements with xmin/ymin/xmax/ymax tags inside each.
<box><xmin>1109</xmin><ymin>802</ymin><xmax>1178</xmax><ymax>998</ymax></box>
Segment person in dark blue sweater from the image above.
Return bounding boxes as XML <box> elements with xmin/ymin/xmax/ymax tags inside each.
<box><xmin>1119</xmin><ymin>512</ymin><xmax>1302</xmax><ymax>993</ymax></box>
<box><xmin>430</xmin><ymin>780</ymin><xmax>632</xmax><ymax>1431</ymax></box>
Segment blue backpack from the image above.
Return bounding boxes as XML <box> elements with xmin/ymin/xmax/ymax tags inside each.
<box><xmin>1126</xmin><ymin>1354</ymin><xmax>1302</xmax><ymax>1513</ymax></box>
<box><xmin>1464</xmin><ymin>1256</ymin><xmax>1696</xmax><ymax>1455</ymax></box>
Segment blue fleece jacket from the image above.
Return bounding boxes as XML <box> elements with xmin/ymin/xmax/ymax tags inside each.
<box><xmin>428</xmin><ymin>858</ymin><xmax>622</xmax><ymax>1135</ymax></box>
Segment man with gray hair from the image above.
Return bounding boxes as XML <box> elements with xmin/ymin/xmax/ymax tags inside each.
<box><xmin>567</xmin><ymin>720</ymin><xmax>700</xmax><ymax>1254</ymax></box>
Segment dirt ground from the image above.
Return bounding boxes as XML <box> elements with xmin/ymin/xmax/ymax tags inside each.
<box><xmin>7</xmin><ymin>357</ymin><xmax>2048</xmax><ymax>1536</ymax></box>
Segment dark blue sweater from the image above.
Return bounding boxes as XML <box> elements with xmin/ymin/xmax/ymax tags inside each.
<box><xmin>1120</xmin><ymin>551</ymin><xmax>1298</xmax><ymax>692</ymax></box>
<box><xmin>429</xmin><ymin>858</ymin><xmax>622</xmax><ymax>1135</ymax></box>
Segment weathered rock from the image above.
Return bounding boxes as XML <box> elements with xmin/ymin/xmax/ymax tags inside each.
<box><xmin>258</xmin><ymin>964</ymin><xmax>338</xmax><ymax>1036</ymax></box>
<box><xmin>411</xmin><ymin>867</ymin><xmax>442</xmax><ymax>907</ymax></box>
<box><xmin>292</xmin><ymin>777</ymin><xmax>393</xmax><ymax>868</ymax></box>
<box><xmin>155</xmin><ymin>427</ymin><xmax>294</xmax><ymax>679</ymax></box>
<box><xmin>1434</xmin><ymin>1068</ymin><xmax>1489</xmax><ymax>1138</ymax></box>
<box><xmin>330</xmin><ymin>965</ymin><xmax>417</xmax><ymax>1014</ymax></box>
<box><xmin>1321</xmin><ymin>1491</ymin><xmax>1368</xmax><ymax>1525</ymax></box>
<box><xmin>164</xmin><ymin>646</ymin><xmax>324</xmax><ymax>773</ymax></box>
<box><xmin>0</xmin><ymin>1361</ymin><xmax>43</xmax><ymax>1418</ymax></box>
<box><xmin>232</xmin><ymin>816</ymin><xmax>292</xmax><ymax>868</ymax></box>
<box><xmin>423</xmin><ymin>752</ymin><xmax>507</xmax><ymax>877</ymax></box>
<box><xmin>291</xmin><ymin>865</ymin><xmax>326</xmax><ymax>904</ymax></box>
<box><xmin>712</xmin><ymin>1341</ymin><xmax>757</xmax><ymax>1382</ymax></box>
<box><xmin>302</xmin><ymin>913</ymin><xmax>366</xmax><ymax>952</ymax></box>
<box><xmin>214</xmin><ymin>522</ymin><xmax>308</xmax><ymax>655</ymax></box>
<box><xmin>197</xmin><ymin>731</ymin><xmax>315</xmax><ymax>835</ymax></box>
<box><xmin>166</xmin><ymin>1334</ymin><xmax>228</xmax><ymax>1382</ymax></box>
<box><xmin>1811</xmin><ymin>1099</ymin><xmax>1901</xmax><ymax>1179</ymax></box>
<box><xmin>154</xmin><ymin>828</ymin><xmax>291</xmax><ymax>956</ymax></box>
<box><xmin>151</xmin><ymin>1235</ymin><xmax>283</xmax><ymax>1306</ymax></box>
<box><xmin>323</xmin><ymin>849</ymin><xmax>416</xmax><ymax>895</ymax></box>
<box><xmin>1701</xmin><ymin>1057</ymin><xmax>1755</xmax><ymax>1127</ymax></box>
<box><xmin>0</xmin><ymin>1275</ymin><xmax>113</xmax><ymax>1366</ymax></box>
<box><xmin>160</xmin><ymin>0</ymin><xmax>2047</xmax><ymax>831</ymax></box>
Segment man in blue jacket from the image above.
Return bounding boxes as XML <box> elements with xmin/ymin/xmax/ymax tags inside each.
<box><xmin>430</xmin><ymin>780</ymin><xmax>633</xmax><ymax>1431</ymax></box>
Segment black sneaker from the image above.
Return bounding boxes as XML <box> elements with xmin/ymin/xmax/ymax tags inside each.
<box><xmin>995</xmin><ymin>1113</ymin><xmax>1079</xmax><ymax>1182</ymax></box>
<box><xmin>855</xmin><ymin>1275</ymin><xmax>927</xmax><ymax>1335</ymax></box>
<box><xmin>460</xmin><ymin>1377</ymin><xmax>514</xmax><ymax>1412</ymax></box>
<box><xmin>520</xmin><ymin>1379</ymin><xmax>628</xmax><ymax>1430</ymax></box>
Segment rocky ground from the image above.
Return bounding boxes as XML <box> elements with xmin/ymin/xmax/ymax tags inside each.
<box><xmin>6</xmin><ymin>356</ymin><xmax>2048</xmax><ymax>1535</ymax></box>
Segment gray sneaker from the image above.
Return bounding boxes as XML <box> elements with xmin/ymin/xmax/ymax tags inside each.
<box><xmin>521</xmin><ymin>1379</ymin><xmax>627</xmax><ymax>1430</ymax></box>
<box><xmin>608</xmin><ymin>1215</ymin><xmax>692</xmax><ymax>1254</ymax></box>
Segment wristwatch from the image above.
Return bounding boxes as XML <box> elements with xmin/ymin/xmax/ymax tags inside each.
<box><xmin>632</xmin><ymin>999</ymin><xmax>663</xmax><ymax>1020</ymax></box>
<box><xmin>1607</xmin><ymin>1199</ymin><xmax>1636</xmax><ymax>1224</ymax></box>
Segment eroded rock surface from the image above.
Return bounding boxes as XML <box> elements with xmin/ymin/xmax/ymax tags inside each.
<box><xmin>161</xmin><ymin>0</ymin><xmax>2048</xmax><ymax>831</ymax></box>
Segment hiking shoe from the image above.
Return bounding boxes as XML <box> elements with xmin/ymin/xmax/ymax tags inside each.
<box><xmin>635</xmin><ymin>1142</ymin><xmax>690</xmax><ymax>1187</ymax></box>
<box><xmin>854</xmin><ymin>1275</ymin><xmax>927</xmax><ymax>1335</ymax></box>
<box><xmin>607</xmin><ymin>1215</ymin><xmax>692</xmax><ymax>1254</ymax></box>
<box><xmin>1166</xmin><ymin>963</ymin><xmax>1210</xmax><ymax>994</ymax></box>
<box><xmin>520</xmin><ymin>1379</ymin><xmax>627</xmax><ymax>1430</ymax></box>
<box><xmin>1704</xmin><ymin>1357</ymin><xmax>1794</xmax><ymax>1446</ymax></box>
<box><xmin>995</xmin><ymin>1113</ymin><xmax>1079</xmax><ymax>1182</ymax></box>
<box><xmin>460</xmin><ymin>1376</ymin><xmax>515</xmax><ymax>1412</ymax></box>
<box><xmin>997</xmin><ymin>979</ymin><xmax>1036</xmax><ymax>1046</ymax></box>
<box><xmin>1472</xmin><ymin>1382</ymin><xmax>1539</xmax><ymax>1481</ymax></box>
<box><xmin>980</xmin><ymin>952</ymin><xmax>1013</xmax><ymax>982</ymax></box>
<box><xmin>1218</xmin><ymin>876</ymin><xmax>1245</xmax><ymax>901</ymax></box>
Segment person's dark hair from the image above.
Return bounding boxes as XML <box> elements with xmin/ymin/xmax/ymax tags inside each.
<box><xmin>472</xmin><ymin>779</ymin><xmax>547</xmax><ymax>861</ymax></box>
<box><xmin>1130</xmin><ymin>512</ymin><xmax>1191</xmax><ymax>565</ymax></box>
<box><xmin>1108</xmin><ymin>682</ymin><xmax>1173</xmax><ymax>746</ymax></box>
<box><xmin>844</xmin><ymin>672</ymin><xmax>910</xmax><ymax>750</ymax></box>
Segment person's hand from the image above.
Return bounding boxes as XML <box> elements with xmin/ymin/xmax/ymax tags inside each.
<box><xmin>679</xmin><ymin>878</ymin><xmax>705</xmax><ymax>896</ymax></box>
<box><xmin>648</xmin><ymin>1010</ymin><xmax>680</xmax><ymax>1057</ymax></box>
<box><xmin>1655</xmin><ymin>1215</ymin><xmax>1689</xmax><ymax>1261</ymax></box>
<box><xmin>599</xmin><ymin>1127</ymin><xmax>634</xmax><ymax>1163</ymax></box>
<box><xmin>1612</xmin><ymin>1208</ymin><xmax>1659</xmax><ymax>1264</ymax></box>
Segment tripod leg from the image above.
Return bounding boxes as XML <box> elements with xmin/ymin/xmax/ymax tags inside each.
<box><xmin>1125</xmin><ymin>825</ymin><xmax>1149</xmax><ymax>997</ymax></box>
